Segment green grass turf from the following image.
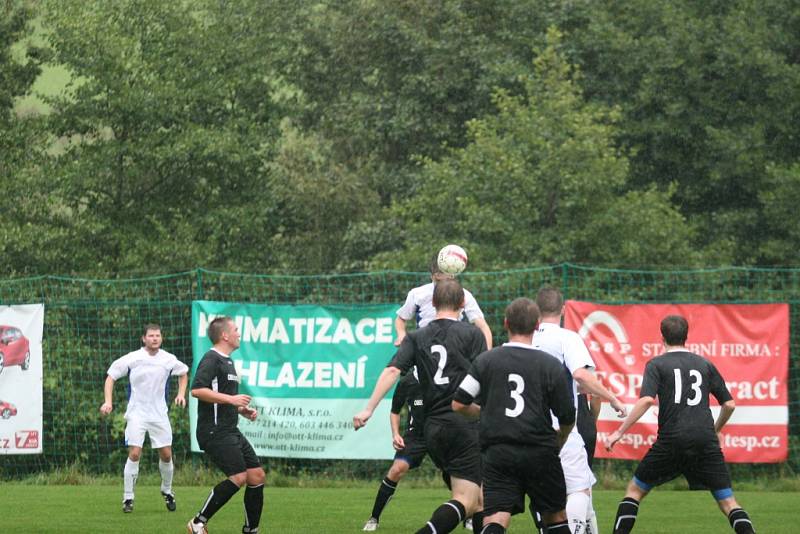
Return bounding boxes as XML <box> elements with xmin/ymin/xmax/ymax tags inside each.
<box><xmin>2</xmin><ymin>485</ymin><xmax>794</xmax><ymax>533</ymax></box>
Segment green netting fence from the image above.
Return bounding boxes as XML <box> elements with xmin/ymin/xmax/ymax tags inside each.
<box><xmin>0</xmin><ymin>264</ymin><xmax>798</xmax><ymax>481</ymax></box>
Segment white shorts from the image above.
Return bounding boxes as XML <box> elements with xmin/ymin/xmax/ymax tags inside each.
<box><xmin>125</xmin><ymin>418</ymin><xmax>173</xmax><ymax>449</ymax></box>
<box><xmin>559</xmin><ymin>433</ymin><xmax>596</xmax><ymax>494</ymax></box>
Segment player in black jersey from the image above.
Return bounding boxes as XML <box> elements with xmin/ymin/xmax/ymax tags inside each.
<box><xmin>452</xmin><ymin>297</ymin><xmax>575</xmax><ymax>534</ymax></box>
<box><xmin>605</xmin><ymin>315</ymin><xmax>756</xmax><ymax>534</ymax></box>
<box><xmin>362</xmin><ymin>369</ymin><xmax>431</xmax><ymax>531</ymax></box>
<box><xmin>187</xmin><ymin>317</ymin><xmax>265</xmax><ymax>534</ymax></box>
<box><xmin>354</xmin><ymin>278</ymin><xmax>487</xmax><ymax>534</ymax></box>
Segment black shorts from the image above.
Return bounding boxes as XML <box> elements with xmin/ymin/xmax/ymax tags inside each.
<box><xmin>482</xmin><ymin>443</ymin><xmax>567</xmax><ymax>516</ymax></box>
<box><xmin>634</xmin><ymin>437</ymin><xmax>732</xmax><ymax>492</ymax></box>
<box><xmin>424</xmin><ymin>417</ymin><xmax>481</xmax><ymax>485</ymax></box>
<box><xmin>200</xmin><ymin>429</ymin><xmax>261</xmax><ymax>477</ymax></box>
<box><xmin>394</xmin><ymin>430</ymin><xmax>427</xmax><ymax>469</ymax></box>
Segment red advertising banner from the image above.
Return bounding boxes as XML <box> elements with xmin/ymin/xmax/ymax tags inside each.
<box><xmin>563</xmin><ymin>302</ymin><xmax>789</xmax><ymax>463</ymax></box>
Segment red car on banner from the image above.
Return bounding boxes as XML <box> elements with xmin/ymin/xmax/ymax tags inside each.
<box><xmin>564</xmin><ymin>301</ymin><xmax>789</xmax><ymax>463</ymax></box>
<box><xmin>0</xmin><ymin>400</ymin><xmax>18</xmax><ymax>419</ymax></box>
<box><xmin>0</xmin><ymin>325</ymin><xmax>31</xmax><ymax>375</ymax></box>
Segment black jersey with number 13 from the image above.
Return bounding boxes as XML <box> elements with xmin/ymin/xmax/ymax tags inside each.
<box><xmin>389</xmin><ymin>318</ymin><xmax>487</xmax><ymax>421</ymax></box>
<box><xmin>641</xmin><ymin>350</ymin><xmax>733</xmax><ymax>442</ymax></box>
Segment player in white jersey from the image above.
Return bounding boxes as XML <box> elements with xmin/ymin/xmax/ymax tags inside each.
<box><xmin>100</xmin><ymin>324</ymin><xmax>189</xmax><ymax>513</ymax></box>
<box><xmin>395</xmin><ymin>253</ymin><xmax>493</xmax><ymax>349</ymax></box>
<box><xmin>533</xmin><ymin>287</ymin><xmax>627</xmax><ymax>534</ymax></box>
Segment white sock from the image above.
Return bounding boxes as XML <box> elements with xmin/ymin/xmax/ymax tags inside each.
<box><xmin>123</xmin><ymin>459</ymin><xmax>139</xmax><ymax>501</ymax></box>
<box><xmin>159</xmin><ymin>459</ymin><xmax>174</xmax><ymax>494</ymax></box>
<box><xmin>566</xmin><ymin>492</ymin><xmax>590</xmax><ymax>534</ymax></box>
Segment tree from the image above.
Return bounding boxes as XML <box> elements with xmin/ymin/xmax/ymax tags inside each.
<box><xmin>373</xmin><ymin>29</ymin><xmax>698</xmax><ymax>271</ymax></box>
<box><xmin>31</xmin><ymin>0</ymin><xmax>281</xmax><ymax>274</ymax></box>
<box><xmin>570</xmin><ymin>0</ymin><xmax>800</xmax><ymax>265</ymax></box>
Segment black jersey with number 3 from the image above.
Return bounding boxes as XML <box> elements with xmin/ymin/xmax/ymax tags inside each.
<box><xmin>640</xmin><ymin>350</ymin><xmax>733</xmax><ymax>442</ymax></box>
<box><xmin>389</xmin><ymin>318</ymin><xmax>486</xmax><ymax>421</ymax></box>
<box><xmin>454</xmin><ymin>344</ymin><xmax>575</xmax><ymax>449</ymax></box>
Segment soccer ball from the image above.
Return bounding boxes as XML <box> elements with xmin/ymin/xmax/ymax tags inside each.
<box><xmin>437</xmin><ymin>244</ymin><xmax>468</xmax><ymax>275</ymax></box>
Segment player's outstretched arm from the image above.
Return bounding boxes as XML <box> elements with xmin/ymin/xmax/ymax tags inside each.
<box><xmin>573</xmin><ymin>367</ymin><xmax>627</xmax><ymax>417</ymax></box>
<box><xmin>714</xmin><ymin>399</ymin><xmax>736</xmax><ymax>434</ymax></box>
<box><xmin>353</xmin><ymin>366</ymin><xmax>401</xmax><ymax>430</ymax></box>
<box><xmin>605</xmin><ymin>396</ymin><xmax>655</xmax><ymax>451</ymax></box>
<box><xmin>100</xmin><ymin>375</ymin><xmax>115</xmax><ymax>415</ymax></box>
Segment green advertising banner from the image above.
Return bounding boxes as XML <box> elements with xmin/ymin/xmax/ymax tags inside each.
<box><xmin>190</xmin><ymin>300</ymin><xmax>397</xmax><ymax>459</ymax></box>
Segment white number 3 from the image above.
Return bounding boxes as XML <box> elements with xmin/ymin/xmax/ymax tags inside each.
<box><xmin>506</xmin><ymin>373</ymin><xmax>524</xmax><ymax>417</ymax></box>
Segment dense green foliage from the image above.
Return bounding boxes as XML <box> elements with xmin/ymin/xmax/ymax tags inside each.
<box><xmin>2</xmin><ymin>0</ymin><xmax>799</xmax><ymax>276</ymax></box>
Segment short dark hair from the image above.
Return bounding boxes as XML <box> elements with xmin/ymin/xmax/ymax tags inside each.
<box><xmin>429</xmin><ymin>252</ymin><xmax>442</xmax><ymax>275</ymax></box>
<box><xmin>432</xmin><ymin>278</ymin><xmax>464</xmax><ymax>312</ymax></box>
<box><xmin>142</xmin><ymin>323</ymin><xmax>161</xmax><ymax>336</ymax></box>
<box><xmin>535</xmin><ymin>286</ymin><xmax>563</xmax><ymax>315</ymax></box>
<box><xmin>208</xmin><ymin>316</ymin><xmax>234</xmax><ymax>344</ymax></box>
<box><xmin>505</xmin><ymin>298</ymin><xmax>539</xmax><ymax>336</ymax></box>
<box><xmin>660</xmin><ymin>315</ymin><xmax>689</xmax><ymax>345</ymax></box>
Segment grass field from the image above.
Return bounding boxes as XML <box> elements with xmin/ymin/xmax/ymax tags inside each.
<box><xmin>3</xmin><ymin>484</ymin><xmax>794</xmax><ymax>533</ymax></box>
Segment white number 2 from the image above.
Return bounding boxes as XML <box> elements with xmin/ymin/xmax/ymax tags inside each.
<box><xmin>673</xmin><ymin>369</ymin><xmax>702</xmax><ymax>406</ymax></box>
<box><xmin>506</xmin><ymin>374</ymin><xmax>524</xmax><ymax>417</ymax></box>
<box><xmin>432</xmin><ymin>345</ymin><xmax>449</xmax><ymax>385</ymax></box>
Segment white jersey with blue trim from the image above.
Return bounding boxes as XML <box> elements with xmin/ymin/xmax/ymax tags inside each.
<box><xmin>107</xmin><ymin>348</ymin><xmax>188</xmax><ymax>422</ymax></box>
<box><xmin>396</xmin><ymin>282</ymin><xmax>484</xmax><ymax>327</ymax></box>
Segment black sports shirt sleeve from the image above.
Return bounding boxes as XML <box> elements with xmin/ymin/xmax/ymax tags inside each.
<box><xmin>191</xmin><ymin>353</ymin><xmax>217</xmax><ymax>390</ymax></box>
<box><xmin>708</xmin><ymin>362</ymin><xmax>733</xmax><ymax>404</ymax></box>
<box><xmin>640</xmin><ymin>359</ymin><xmax>661</xmax><ymax>398</ymax></box>
<box><xmin>388</xmin><ymin>336</ymin><xmax>416</xmax><ymax>374</ymax></box>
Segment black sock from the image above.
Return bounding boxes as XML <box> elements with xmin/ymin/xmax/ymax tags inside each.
<box><xmin>481</xmin><ymin>523</ymin><xmax>505</xmax><ymax>534</ymax></box>
<box><xmin>242</xmin><ymin>483</ymin><xmax>264</xmax><ymax>532</ymax></box>
<box><xmin>613</xmin><ymin>497</ymin><xmax>639</xmax><ymax>534</ymax></box>
<box><xmin>471</xmin><ymin>510</ymin><xmax>485</xmax><ymax>532</ymax></box>
<box><xmin>728</xmin><ymin>508</ymin><xmax>755</xmax><ymax>534</ymax></box>
<box><xmin>371</xmin><ymin>477</ymin><xmax>398</xmax><ymax>519</ymax></box>
<box><xmin>545</xmin><ymin>520</ymin><xmax>571</xmax><ymax>533</ymax></box>
<box><xmin>415</xmin><ymin>499</ymin><xmax>466</xmax><ymax>534</ymax></box>
<box><xmin>196</xmin><ymin>479</ymin><xmax>240</xmax><ymax>523</ymax></box>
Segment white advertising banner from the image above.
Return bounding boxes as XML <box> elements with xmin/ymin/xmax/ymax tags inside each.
<box><xmin>0</xmin><ymin>304</ymin><xmax>44</xmax><ymax>454</ymax></box>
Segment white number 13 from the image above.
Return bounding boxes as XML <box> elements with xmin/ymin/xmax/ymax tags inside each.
<box><xmin>673</xmin><ymin>369</ymin><xmax>702</xmax><ymax>406</ymax></box>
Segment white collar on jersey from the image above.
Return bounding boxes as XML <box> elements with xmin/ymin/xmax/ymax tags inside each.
<box><xmin>211</xmin><ymin>347</ymin><xmax>230</xmax><ymax>358</ymax></box>
<box><xmin>503</xmin><ymin>341</ymin><xmax>535</xmax><ymax>349</ymax></box>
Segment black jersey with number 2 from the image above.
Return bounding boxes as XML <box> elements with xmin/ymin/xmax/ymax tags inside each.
<box><xmin>191</xmin><ymin>349</ymin><xmax>242</xmax><ymax>441</ymax></box>
<box><xmin>389</xmin><ymin>318</ymin><xmax>487</xmax><ymax>421</ymax></box>
<box><xmin>640</xmin><ymin>350</ymin><xmax>733</xmax><ymax>442</ymax></box>
<box><xmin>454</xmin><ymin>344</ymin><xmax>575</xmax><ymax>450</ymax></box>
